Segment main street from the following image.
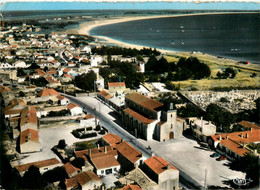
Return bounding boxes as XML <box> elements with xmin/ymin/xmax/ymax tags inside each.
<box><xmin>63</xmin><ymin>93</ymin><xmax>203</xmax><ymax>189</ymax></box>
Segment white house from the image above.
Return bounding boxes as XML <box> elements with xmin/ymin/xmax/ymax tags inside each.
<box><xmin>67</xmin><ymin>103</ymin><xmax>83</xmax><ymax>116</ymax></box>
<box><xmin>90</xmin><ymin>55</ymin><xmax>103</xmax><ymax>67</ymax></box>
<box><xmin>80</xmin><ymin>114</ymin><xmax>96</xmax><ymax>128</ymax></box>
<box><xmin>191</xmin><ymin>117</ymin><xmax>216</xmax><ymax>142</ymax></box>
<box><xmin>91</xmin><ymin>154</ymin><xmax>120</xmax><ymax>176</ymax></box>
<box><xmin>81</xmin><ymin>45</ymin><xmax>91</xmax><ymax>54</ymax></box>
<box><xmin>57</xmin><ymin>95</ymin><xmax>70</xmax><ymax>106</ymax></box>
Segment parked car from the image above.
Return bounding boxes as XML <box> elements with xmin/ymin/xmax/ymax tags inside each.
<box><xmin>210</xmin><ymin>153</ymin><xmax>220</xmax><ymax>158</ymax></box>
<box><xmin>217</xmin><ymin>155</ymin><xmax>227</xmax><ymax>161</ymax></box>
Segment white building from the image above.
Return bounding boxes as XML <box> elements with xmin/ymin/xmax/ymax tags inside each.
<box><xmin>191</xmin><ymin>117</ymin><xmax>216</xmax><ymax>142</ymax></box>
<box><xmin>90</xmin><ymin>55</ymin><xmax>103</xmax><ymax>67</ymax></box>
<box><xmin>67</xmin><ymin>103</ymin><xmax>83</xmax><ymax>116</ymax></box>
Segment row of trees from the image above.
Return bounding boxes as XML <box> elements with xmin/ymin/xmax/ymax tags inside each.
<box><xmin>146</xmin><ymin>56</ymin><xmax>211</xmax><ymax>81</ymax></box>
<box><xmin>91</xmin><ymin>46</ymin><xmax>160</xmax><ymax>57</ymax></box>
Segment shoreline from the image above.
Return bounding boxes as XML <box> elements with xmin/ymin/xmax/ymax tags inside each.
<box><xmin>65</xmin><ymin>12</ymin><xmax>260</xmax><ymax>69</ymax></box>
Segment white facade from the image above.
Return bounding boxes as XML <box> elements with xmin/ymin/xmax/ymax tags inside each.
<box><xmin>96</xmin><ymin>165</ymin><xmax>120</xmax><ymax>176</ymax></box>
<box><xmin>90</xmin><ymin>55</ymin><xmax>103</xmax><ymax>67</ymax></box>
<box><xmin>69</xmin><ymin>107</ymin><xmax>83</xmax><ymax>116</ymax></box>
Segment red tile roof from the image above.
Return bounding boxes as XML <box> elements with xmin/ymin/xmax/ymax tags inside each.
<box><xmin>64</xmin><ymin>162</ymin><xmax>80</xmax><ymax>175</ymax></box>
<box><xmin>239</xmin><ymin>121</ymin><xmax>260</xmax><ymax>129</ymax></box>
<box><xmin>108</xmin><ymin>82</ymin><xmax>126</xmax><ymax>88</ymax></box>
<box><xmin>221</xmin><ymin>139</ymin><xmax>251</xmax><ymax>157</ymax></box>
<box><xmin>0</xmin><ymin>85</ymin><xmax>11</xmax><ymax>93</ymax></box>
<box><xmin>116</xmin><ymin>141</ymin><xmax>142</xmax><ymax>164</ymax></box>
<box><xmin>98</xmin><ymin>90</ymin><xmax>112</xmax><ymax>99</ymax></box>
<box><xmin>102</xmin><ymin>133</ymin><xmax>122</xmax><ymax>148</ymax></box>
<box><xmin>65</xmin><ymin>171</ymin><xmax>101</xmax><ymax>189</ymax></box>
<box><xmin>35</xmin><ymin>69</ymin><xmax>45</xmax><ymax>76</ymax></box>
<box><xmin>85</xmin><ymin>114</ymin><xmax>95</xmax><ymax>120</ymax></box>
<box><xmin>144</xmin><ymin>156</ymin><xmax>177</xmax><ymax>175</ymax></box>
<box><xmin>67</xmin><ymin>103</ymin><xmax>80</xmax><ymax>110</ymax></box>
<box><xmin>20</xmin><ymin>106</ymin><xmax>37</xmax><ymax>127</ymax></box>
<box><xmin>211</xmin><ymin>129</ymin><xmax>260</xmax><ymax>144</ymax></box>
<box><xmin>20</xmin><ymin>128</ymin><xmax>39</xmax><ymax>144</ymax></box>
<box><xmin>126</xmin><ymin>93</ymin><xmax>163</xmax><ymax>112</ymax></box>
<box><xmin>64</xmin><ymin>74</ymin><xmax>72</xmax><ymax>78</ymax></box>
<box><xmin>75</xmin><ymin>146</ymin><xmax>118</xmax><ymax>160</ymax></box>
<box><xmin>91</xmin><ymin>154</ymin><xmax>120</xmax><ymax>169</ymax></box>
<box><xmin>38</xmin><ymin>88</ymin><xmax>60</xmax><ymax>97</ymax></box>
<box><xmin>57</xmin><ymin>95</ymin><xmax>66</xmax><ymax>100</ymax></box>
<box><xmin>124</xmin><ymin>108</ymin><xmax>155</xmax><ymax>124</ymax></box>
<box><xmin>121</xmin><ymin>185</ymin><xmax>142</xmax><ymax>190</ymax></box>
<box><xmin>63</xmin><ymin>68</ymin><xmax>71</xmax><ymax>73</ymax></box>
<box><xmin>15</xmin><ymin>158</ymin><xmax>61</xmax><ymax>172</ymax></box>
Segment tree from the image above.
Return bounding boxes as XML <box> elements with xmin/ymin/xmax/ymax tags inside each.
<box><xmin>42</xmin><ymin>166</ymin><xmax>68</xmax><ymax>183</ymax></box>
<box><xmin>71</xmin><ymin>157</ymin><xmax>85</xmax><ymax>169</ymax></box>
<box><xmin>74</xmin><ymin>70</ymin><xmax>97</xmax><ymax>92</ymax></box>
<box><xmin>28</xmin><ymin>62</ymin><xmax>40</xmax><ymax>70</ymax></box>
<box><xmin>21</xmin><ymin>165</ymin><xmax>46</xmax><ymax>189</ymax></box>
<box><xmin>146</xmin><ymin>55</ymin><xmax>158</xmax><ymax>72</ymax></box>
<box><xmin>19</xmin><ymin>91</ymin><xmax>25</xmax><ymax>97</ymax></box>
<box><xmin>57</xmin><ymin>139</ymin><xmax>66</xmax><ymax>149</ymax></box>
<box><xmin>136</xmin><ymin>55</ymin><xmax>144</xmax><ymax>62</ymax></box>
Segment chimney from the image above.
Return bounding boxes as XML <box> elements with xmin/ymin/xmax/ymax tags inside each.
<box><xmin>246</xmin><ymin>133</ymin><xmax>249</xmax><ymax>138</ymax></box>
<box><xmin>121</xmin><ymin>138</ymin><xmax>124</xmax><ymax>142</ymax></box>
<box><xmin>151</xmin><ymin>152</ymin><xmax>156</xmax><ymax>157</ymax></box>
<box><xmin>104</xmin><ymin>146</ymin><xmax>107</xmax><ymax>154</ymax></box>
<box><xmin>241</xmin><ymin>134</ymin><xmax>243</xmax><ymax>138</ymax></box>
<box><xmin>219</xmin><ymin>135</ymin><xmax>222</xmax><ymax>141</ymax></box>
<box><xmin>251</xmin><ymin>128</ymin><xmax>253</xmax><ymax>132</ymax></box>
<box><xmin>88</xmin><ymin>149</ymin><xmax>91</xmax><ymax>156</ymax></box>
<box><xmin>226</xmin><ymin>135</ymin><xmax>229</xmax><ymax>140</ymax></box>
<box><xmin>97</xmin><ymin>144</ymin><xmax>100</xmax><ymax>149</ymax></box>
<box><xmin>167</xmin><ymin>164</ymin><xmax>171</xmax><ymax>170</ymax></box>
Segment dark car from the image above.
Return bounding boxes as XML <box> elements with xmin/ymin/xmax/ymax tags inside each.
<box><xmin>217</xmin><ymin>155</ymin><xmax>227</xmax><ymax>161</ymax></box>
<box><xmin>210</xmin><ymin>153</ymin><xmax>220</xmax><ymax>158</ymax></box>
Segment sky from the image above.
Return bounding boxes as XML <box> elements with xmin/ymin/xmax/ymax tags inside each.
<box><xmin>0</xmin><ymin>1</ymin><xmax>260</xmax><ymax>11</ymax></box>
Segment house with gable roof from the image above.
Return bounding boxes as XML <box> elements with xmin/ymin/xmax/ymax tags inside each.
<box><xmin>15</xmin><ymin>158</ymin><xmax>62</xmax><ymax>177</ymax></box>
<box><xmin>67</xmin><ymin>103</ymin><xmax>83</xmax><ymax>116</ymax></box>
<box><xmin>19</xmin><ymin>128</ymin><xmax>40</xmax><ymax>153</ymax></box>
<box><xmin>64</xmin><ymin>171</ymin><xmax>102</xmax><ymax>190</ymax></box>
<box><xmin>101</xmin><ymin>133</ymin><xmax>122</xmax><ymax>148</ymax></box>
<box><xmin>142</xmin><ymin>156</ymin><xmax>179</xmax><ymax>190</ymax></box>
<box><xmin>210</xmin><ymin>128</ymin><xmax>260</xmax><ymax>160</ymax></box>
<box><xmin>64</xmin><ymin>162</ymin><xmax>81</xmax><ymax>178</ymax></box>
<box><xmin>20</xmin><ymin>106</ymin><xmax>38</xmax><ymax>132</ymax></box>
<box><xmin>121</xmin><ymin>184</ymin><xmax>142</xmax><ymax>190</ymax></box>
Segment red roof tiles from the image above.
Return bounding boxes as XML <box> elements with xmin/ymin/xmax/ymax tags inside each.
<box><xmin>67</xmin><ymin>103</ymin><xmax>80</xmax><ymax>110</ymax></box>
<box><xmin>116</xmin><ymin>141</ymin><xmax>142</xmax><ymax>164</ymax></box>
<box><xmin>144</xmin><ymin>156</ymin><xmax>177</xmax><ymax>175</ymax></box>
<box><xmin>38</xmin><ymin>88</ymin><xmax>60</xmax><ymax>97</ymax></box>
<box><xmin>108</xmin><ymin>82</ymin><xmax>126</xmax><ymax>88</ymax></box>
<box><xmin>239</xmin><ymin>121</ymin><xmax>260</xmax><ymax>130</ymax></box>
<box><xmin>91</xmin><ymin>154</ymin><xmax>120</xmax><ymax>169</ymax></box>
<box><xmin>124</xmin><ymin>108</ymin><xmax>155</xmax><ymax>124</ymax></box>
<box><xmin>221</xmin><ymin>139</ymin><xmax>251</xmax><ymax>157</ymax></box>
<box><xmin>64</xmin><ymin>162</ymin><xmax>80</xmax><ymax>175</ymax></box>
<box><xmin>20</xmin><ymin>128</ymin><xmax>39</xmax><ymax>144</ymax></box>
<box><xmin>20</xmin><ymin>106</ymin><xmax>37</xmax><ymax>127</ymax></box>
<box><xmin>126</xmin><ymin>93</ymin><xmax>163</xmax><ymax>112</ymax></box>
<box><xmin>121</xmin><ymin>185</ymin><xmax>142</xmax><ymax>190</ymax></box>
<box><xmin>98</xmin><ymin>90</ymin><xmax>113</xmax><ymax>99</ymax></box>
<box><xmin>65</xmin><ymin>171</ymin><xmax>101</xmax><ymax>189</ymax></box>
<box><xmin>102</xmin><ymin>133</ymin><xmax>122</xmax><ymax>148</ymax></box>
<box><xmin>15</xmin><ymin>158</ymin><xmax>60</xmax><ymax>172</ymax></box>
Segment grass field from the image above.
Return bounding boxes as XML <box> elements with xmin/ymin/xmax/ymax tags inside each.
<box><xmin>164</xmin><ymin>52</ymin><xmax>260</xmax><ymax>90</ymax></box>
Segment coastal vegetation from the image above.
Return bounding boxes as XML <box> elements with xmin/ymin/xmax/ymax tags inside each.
<box><xmin>74</xmin><ymin>70</ymin><xmax>97</xmax><ymax>92</ymax></box>
<box><xmin>91</xmin><ymin>45</ymin><xmax>160</xmax><ymax>57</ymax></box>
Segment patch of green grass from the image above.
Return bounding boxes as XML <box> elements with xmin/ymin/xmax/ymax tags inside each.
<box><xmin>74</xmin><ymin>139</ymin><xmax>98</xmax><ymax>151</ymax></box>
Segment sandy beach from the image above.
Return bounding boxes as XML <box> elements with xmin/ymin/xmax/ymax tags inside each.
<box><xmin>65</xmin><ymin>12</ymin><xmax>260</xmax><ymax>72</ymax></box>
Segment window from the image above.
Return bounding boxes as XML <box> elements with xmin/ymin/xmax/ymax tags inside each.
<box><xmin>200</xmin><ymin>128</ymin><xmax>202</xmax><ymax>132</ymax></box>
<box><xmin>171</xmin><ymin>124</ymin><xmax>173</xmax><ymax>129</ymax></box>
<box><xmin>171</xmin><ymin>114</ymin><xmax>172</xmax><ymax>118</ymax></box>
<box><xmin>114</xmin><ymin>168</ymin><xmax>117</xmax><ymax>171</ymax></box>
<box><xmin>101</xmin><ymin>170</ymin><xmax>104</xmax><ymax>174</ymax></box>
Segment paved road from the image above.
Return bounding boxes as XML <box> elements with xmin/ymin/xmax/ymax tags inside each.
<box><xmin>63</xmin><ymin>93</ymin><xmax>203</xmax><ymax>190</ymax></box>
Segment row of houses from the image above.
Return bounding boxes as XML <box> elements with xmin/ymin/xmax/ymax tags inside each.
<box><xmin>13</xmin><ymin>133</ymin><xmax>179</xmax><ymax>190</ymax></box>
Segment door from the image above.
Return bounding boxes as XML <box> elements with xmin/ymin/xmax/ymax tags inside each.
<box><xmin>169</xmin><ymin>132</ymin><xmax>174</xmax><ymax>139</ymax></box>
